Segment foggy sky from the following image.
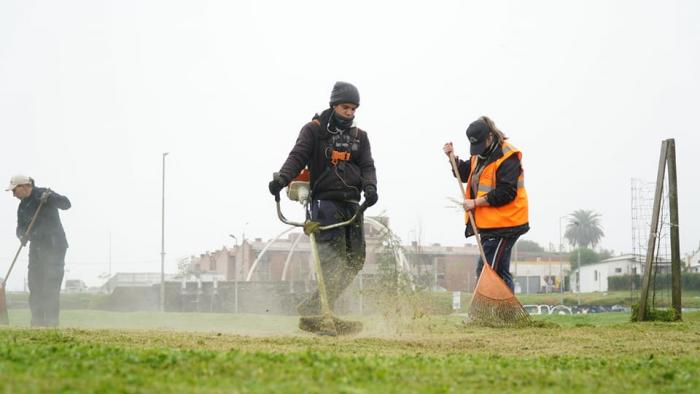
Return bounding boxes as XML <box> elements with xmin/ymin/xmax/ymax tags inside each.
<box><xmin>1</xmin><ymin>0</ymin><xmax>699</xmax><ymax>290</ymax></box>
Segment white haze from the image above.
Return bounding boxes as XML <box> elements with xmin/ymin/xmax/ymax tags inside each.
<box><xmin>1</xmin><ymin>0</ymin><xmax>699</xmax><ymax>290</ymax></box>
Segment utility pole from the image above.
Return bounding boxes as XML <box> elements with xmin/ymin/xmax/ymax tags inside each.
<box><xmin>572</xmin><ymin>220</ymin><xmax>581</xmax><ymax>306</ymax></box>
<box><xmin>108</xmin><ymin>232</ymin><xmax>112</xmax><ymax>276</ymax></box>
<box><xmin>160</xmin><ymin>152</ymin><xmax>169</xmax><ymax>312</ymax></box>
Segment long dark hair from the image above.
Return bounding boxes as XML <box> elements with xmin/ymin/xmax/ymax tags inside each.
<box><xmin>479</xmin><ymin>116</ymin><xmax>507</xmax><ymax>144</ymax></box>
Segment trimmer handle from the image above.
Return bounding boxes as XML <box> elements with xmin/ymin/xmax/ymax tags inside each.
<box><xmin>357</xmin><ymin>201</ymin><xmax>369</xmax><ymax>216</ymax></box>
<box><xmin>317</xmin><ymin>200</ymin><xmax>369</xmax><ymax>231</ymax></box>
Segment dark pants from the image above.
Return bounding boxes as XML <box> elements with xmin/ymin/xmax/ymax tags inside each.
<box><xmin>28</xmin><ymin>243</ymin><xmax>66</xmax><ymax>327</ymax></box>
<box><xmin>475</xmin><ymin>236</ymin><xmax>519</xmax><ymax>291</ymax></box>
<box><xmin>298</xmin><ymin>200</ymin><xmax>365</xmax><ymax>316</ymax></box>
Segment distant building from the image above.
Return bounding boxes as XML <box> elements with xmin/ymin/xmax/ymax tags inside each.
<box><xmin>569</xmin><ymin>254</ymin><xmax>665</xmax><ymax>293</ymax></box>
<box><xmin>511</xmin><ymin>252</ymin><xmax>570</xmax><ymax>294</ymax></box>
<box><xmin>186</xmin><ymin>217</ymin><xmax>579</xmax><ymax>295</ymax></box>
<box><xmin>188</xmin><ymin>217</ymin><xmax>482</xmax><ymax>292</ymax></box>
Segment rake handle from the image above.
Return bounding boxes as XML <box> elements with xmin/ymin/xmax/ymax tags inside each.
<box><xmin>447</xmin><ymin>152</ymin><xmax>490</xmax><ymax>267</ymax></box>
<box><xmin>2</xmin><ymin>199</ymin><xmax>46</xmax><ymax>288</ymax></box>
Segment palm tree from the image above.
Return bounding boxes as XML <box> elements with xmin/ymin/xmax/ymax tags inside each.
<box><xmin>564</xmin><ymin>209</ymin><xmax>604</xmax><ymax>248</ymax></box>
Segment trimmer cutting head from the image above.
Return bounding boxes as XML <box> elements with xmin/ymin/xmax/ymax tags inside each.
<box><xmin>299</xmin><ymin>315</ymin><xmax>363</xmax><ymax>336</ymax></box>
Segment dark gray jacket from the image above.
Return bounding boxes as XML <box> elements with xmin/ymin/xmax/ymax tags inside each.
<box><xmin>17</xmin><ymin>187</ymin><xmax>71</xmax><ymax>248</ymax></box>
<box><xmin>277</xmin><ymin>109</ymin><xmax>377</xmax><ymax>202</ymax></box>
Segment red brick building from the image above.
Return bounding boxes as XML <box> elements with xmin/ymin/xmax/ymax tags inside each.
<box><xmin>189</xmin><ymin>217</ymin><xmax>481</xmax><ymax>292</ymax></box>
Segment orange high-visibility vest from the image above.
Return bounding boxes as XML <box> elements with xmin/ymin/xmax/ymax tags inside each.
<box><xmin>465</xmin><ymin>142</ymin><xmax>529</xmax><ymax>229</ymax></box>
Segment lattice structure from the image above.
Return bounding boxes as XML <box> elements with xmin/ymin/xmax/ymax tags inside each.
<box><xmin>631</xmin><ymin>178</ymin><xmax>655</xmax><ymax>266</ymax></box>
<box><xmin>635</xmin><ymin>139</ymin><xmax>681</xmax><ymax>321</ymax></box>
<box><xmin>631</xmin><ymin>178</ymin><xmax>672</xmax><ymax>306</ymax></box>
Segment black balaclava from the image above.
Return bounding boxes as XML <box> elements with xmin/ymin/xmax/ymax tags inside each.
<box><xmin>331</xmin><ymin>111</ymin><xmax>354</xmax><ymax>131</ymax></box>
<box><xmin>478</xmin><ymin>139</ymin><xmax>499</xmax><ymax>160</ymax></box>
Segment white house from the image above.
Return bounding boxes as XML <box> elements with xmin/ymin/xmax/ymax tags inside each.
<box><xmin>511</xmin><ymin>257</ymin><xmax>570</xmax><ymax>294</ymax></box>
<box><xmin>571</xmin><ymin>254</ymin><xmax>643</xmax><ymax>293</ymax></box>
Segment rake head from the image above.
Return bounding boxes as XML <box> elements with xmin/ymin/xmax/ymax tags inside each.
<box><xmin>466</xmin><ymin>263</ymin><xmax>530</xmax><ymax>327</ymax></box>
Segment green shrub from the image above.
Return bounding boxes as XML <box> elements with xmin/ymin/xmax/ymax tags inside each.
<box><xmin>569</xmin><ymin>248</ymin><xmax>602</xmax><ymax>266</ymax></box>
<box><xmin>610</xmin><ymin>273</ymin><xmax>700</xmax><ymax>291</ymax></box>
<box><xmin>630</xmin><ymin>303</ymin><xmax>681</xmax><ymax>322</ymax></box>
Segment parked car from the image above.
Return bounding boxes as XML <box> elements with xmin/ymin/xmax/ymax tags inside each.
<box><xmin>64</xmin><ymin>279</ymin><xmax>87</xmax><ymax>293</ymax></box>
<box><xmin>523</xmin><ymin>304</ymin><xmax>551</xmax><ymax>315</ymax></box>
<box><xmin>524</xmin><ymin>304</ymin><xmax>573</xmax><ymax>315</ymax></box>
<box><xmin>550</xmin><ymin>305</ymin><xmax>573</xmax><ymax>315</ymax></box>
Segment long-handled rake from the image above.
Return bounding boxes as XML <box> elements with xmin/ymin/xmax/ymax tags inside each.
<box><xmin>0</xmin><ymin>199</ymin><xmax>46</xmax><ymax>325</ymax></box>
<box><xmin>273</xmin><ymin>172</ymin><xmax>367</xmax><ymax>336</ymax></box>
<box><xmin>447</xmin><ymin>152</ymin><xmax>529</xmax><ymax>326</ymax></box>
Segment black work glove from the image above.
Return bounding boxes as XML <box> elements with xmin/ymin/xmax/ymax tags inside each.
<box><xmin>268</xmin><ymin>178</ymin><xmax>285</xmax><ymax>196</ymax></box>
<box><xmin>363</xmin><ymin>185</ymin><xmax>378</xmax><ymax>207</ymax></box>
<box><xmin>40</xmin><ymin>189</ymin><xmax>52</xmax><ymax>204</ymax></box>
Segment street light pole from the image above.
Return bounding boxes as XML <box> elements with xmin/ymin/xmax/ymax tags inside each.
<box><xmin>160</xmin><ymin>152</ymin><xmax>169</xmax><ymax>312</ymax></box>
<box><xmin>559</xmin><ymin>216</ymin><xmax>567</xmax><ymax>254</ymax></box>
<box><xmin>108</xmin><ymin>231</ymin><xmax>112</xmax><ymax>276</ymax></box>
<box><xmin>573</xmin><ymin>220</ymin><xmax>581</xmax><ymax>306</ymax></box>
<box><xmin>559</xmin><ymin>215</ymin><xmax>568</xmax><ymax>304</ymax></box>
<box><xmin>577</xmin><ymin>247</ymin><xmax>581</xmax><ymax>305</ymax></box>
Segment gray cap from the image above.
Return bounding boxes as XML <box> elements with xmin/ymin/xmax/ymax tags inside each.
<box><xmin>329</xmin><ymin>81</ymin><xmax>360</xmax><ymax>107</ymax></box>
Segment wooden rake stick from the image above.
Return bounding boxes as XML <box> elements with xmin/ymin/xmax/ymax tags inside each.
<box><xmin>2</xmin><ymin>199</ymin><xmax>46</xmax><ymax>288</ymax></box>
<box><xmin>447</xmin><ymin>152</ymin><xmax>490</xmax><ymax>267</ymax></box>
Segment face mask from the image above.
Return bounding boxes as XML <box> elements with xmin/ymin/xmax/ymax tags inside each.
<box><xmin>477</xmin><ymin>138</ymin><xmax>498</xmax><ymax>159</ymax></box>
<box><xmin>332</xmin><ymin>111</ymin><xmax>354</xmax><ymax>130</ymax></box>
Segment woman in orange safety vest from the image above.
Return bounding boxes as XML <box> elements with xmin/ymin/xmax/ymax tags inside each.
<box><xmin>443</xmin><ymin>116</ymin><xmax>529</xmax><ymax>291</ymax></box>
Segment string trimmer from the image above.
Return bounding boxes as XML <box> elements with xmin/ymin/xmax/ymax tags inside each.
<box><xmin>273</xmin><ymin>170</ymin><xmax>368</xmax><ymax>336</ymax></box>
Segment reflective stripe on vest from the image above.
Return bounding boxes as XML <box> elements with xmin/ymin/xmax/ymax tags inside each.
<box><xmin>465</xmin><ymin>142</ymin><xmax>529</xmax><ymax>229</ymax></box>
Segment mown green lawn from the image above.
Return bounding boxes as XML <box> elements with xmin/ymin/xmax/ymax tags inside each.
<box><xmin>1</xmin><ymin>310</ymin><xmax>699</xmax><ymax>393</ymax></box>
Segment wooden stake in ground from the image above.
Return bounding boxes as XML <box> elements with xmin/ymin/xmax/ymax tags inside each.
<box><xmin>447</xmin><ymin>151</ymin><xmax>529</xmax><ymax>326</ymax></box>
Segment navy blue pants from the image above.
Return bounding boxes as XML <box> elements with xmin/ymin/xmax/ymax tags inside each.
<box><xmin>297</xmin><ymin>200</ymin><xmax>365</xmax><ymax>315</ymax></box>
<box><xmin>28</xmin><ymin>243</ymin><xmax>66</xmax><ymax>327</ymax></box>
<box><xmin>475</xmin><ymin>236</ymin><xmax>519</xmax><ymax>291</ymax></box>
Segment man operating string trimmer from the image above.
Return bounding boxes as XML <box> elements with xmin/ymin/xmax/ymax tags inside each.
<box><xmin>268</xmin><ymin>82</ymin><xmax>378</xmax><ymax>334</ymax></box>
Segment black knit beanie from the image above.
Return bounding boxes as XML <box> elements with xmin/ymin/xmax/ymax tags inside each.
<box><xmin>329</xmin><ymin>81</ymin><xmax>360</xmax><ymax>107</ymax></box>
